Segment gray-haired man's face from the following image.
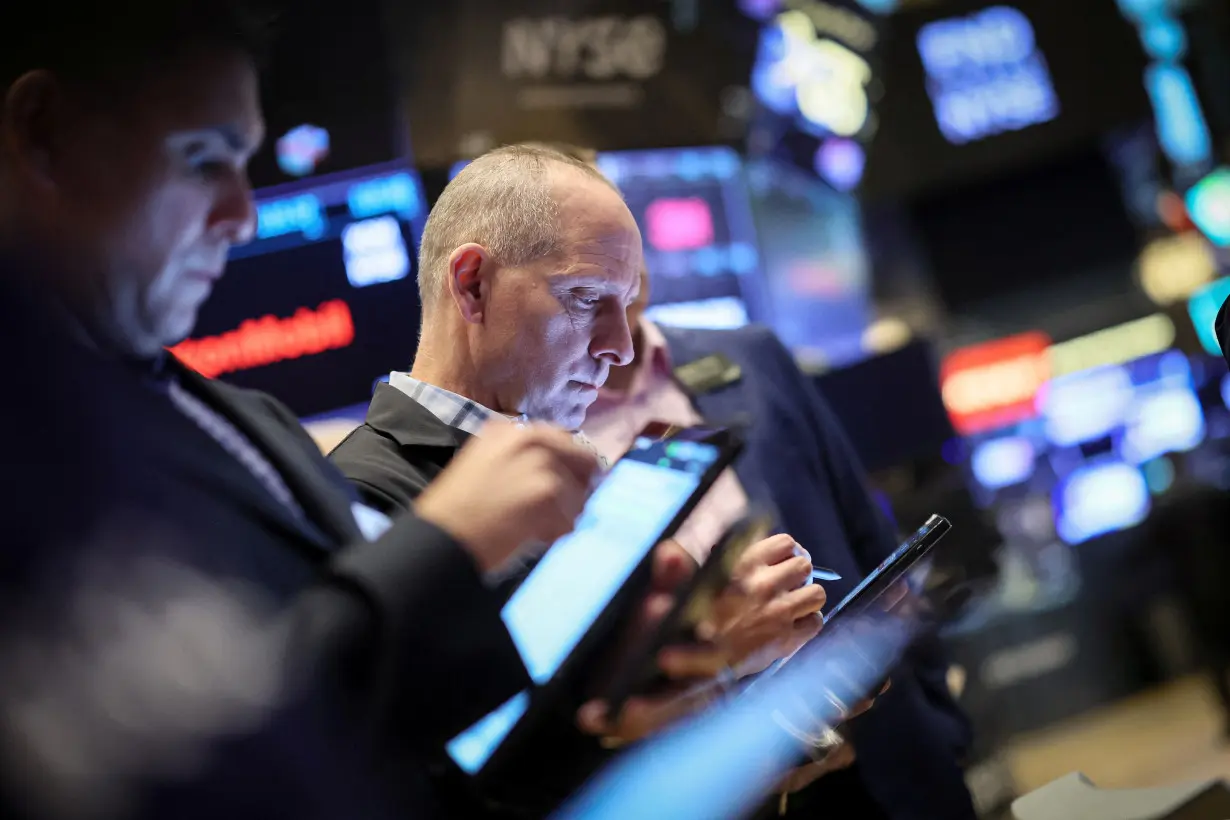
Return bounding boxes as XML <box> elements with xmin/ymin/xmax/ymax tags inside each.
<box><xmin>477</xmin><ymin>172</ymin><xmax>643</xmax><ymax>428</ymax></box>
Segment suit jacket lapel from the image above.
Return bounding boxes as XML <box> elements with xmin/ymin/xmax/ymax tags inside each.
<box><xmin>173</xmin><ymin>365</ymin><xmax>358</xmax><ymax>550</ymax></box>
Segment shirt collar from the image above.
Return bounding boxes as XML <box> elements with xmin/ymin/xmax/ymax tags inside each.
<box><xmin>386</xmin><ymin>372</ymin><xmax>524</xmax><ymax>436</ymax></box>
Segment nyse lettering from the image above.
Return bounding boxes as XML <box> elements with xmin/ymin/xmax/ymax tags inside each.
<box><xmin>502</xmin><ymin>15</ymin><xmax>667</xmax><ymax>82</ymax></box>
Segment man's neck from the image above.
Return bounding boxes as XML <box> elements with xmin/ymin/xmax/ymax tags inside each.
<box><xmin>409</xmin><ymin>331</ymin><xmax>507</xmax><ymax>415</ymax></box>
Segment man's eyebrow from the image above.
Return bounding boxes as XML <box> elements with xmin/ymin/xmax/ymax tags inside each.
<box><xmin>183</xmin><ymin>124</ymin><xmax>262</xmax><ymax>153</ymax></box>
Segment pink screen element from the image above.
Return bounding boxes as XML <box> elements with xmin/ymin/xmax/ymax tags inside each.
<box><xmin>645</xmin><ymin>197</ymin><xmax>716</xmax><ymax>252</ymax></box>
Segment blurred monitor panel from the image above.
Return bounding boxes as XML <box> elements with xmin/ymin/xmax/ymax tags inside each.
<box><xmin>182</xmin><ymin>160</ymin><xmax>428</xmax><ymax>418</ymax></box>
<box><xmin>745</xmin><ymin>159</ymin><xmax>873</xmax><ymax>367</ymax></box>
<box><xmin>862</xmin><ymin>0</ymin><xmax>1151</xmax><ymax>201</ymax></box>
<box><xmin>247</xmin><ymin>0</ymin><xmax>407</xmax><ymax>189</ymax></box>
<box><xmin>813</xmin><ymin>339</ymin><xmax>955</xmax><ymax>475</ymax></box>
<box><xmin>907</xmin><ymin>145</ymin><xmax>1141</xmax><ymax>314</ymax></box>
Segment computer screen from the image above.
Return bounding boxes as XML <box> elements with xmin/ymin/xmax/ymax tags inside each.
<box><xmin>176</xmin><ymin>160</ymin><xmax>428</xmax><ymax>418</ymax></box>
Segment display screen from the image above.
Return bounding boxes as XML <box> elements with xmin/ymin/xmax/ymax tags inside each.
<box><xmin>862</xmin><ymin>0</ymin><xmax>1151</xmax><ymax>201</ymax></box>
<box><xmin>746</xmin><ymin>158</ymin><xmax>872</xmax><ymax>367</ymax></box>
<box><xmin>174</xmin><ymin>160</ymin><xmax>429</xmax><ymax>417</ymax></box>
<box><xmin>502</xmin><ymin>434</ymin><xmax>719</xmax><ymax>683</ymax></box>
<box><xmin>447</xmin><ymin>432</ymin><xmax>722</xmax><ymax>773</ymax></box>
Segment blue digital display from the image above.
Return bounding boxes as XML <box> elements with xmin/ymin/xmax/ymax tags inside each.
<box><xmin>232</xmin><ymin>160</ymin><xmax>428</xmax><ymax>278</ymax></box>
<box><xmin>1187</xmin><ymin>169</ymin><xmax>1230</xmax><ymax>248</ymax></box>
<box><xmin>917</xmin><ymin>6</ymin><xmax>1060</xmax><ymax>145</ymax></box>
<box><xmin>1187</xmin><ymin>277</ymin><xmax>1230</xmax><ymax>355</ymax></box>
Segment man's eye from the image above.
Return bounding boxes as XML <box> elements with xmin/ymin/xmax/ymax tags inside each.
<box><xmin>572</xmin><ymin>293</ymin><xmax>601</xmax><ymax>308</ymax></box>
<box><xmin>191</xmin><ymin>159</ymin><xmax>230</xmax><ymax>180</ymax></box>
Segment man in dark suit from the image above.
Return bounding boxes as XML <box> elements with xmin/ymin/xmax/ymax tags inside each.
<box><xmin>0</xmin><ymin>6</ymin><xmax>607</xmax><ymax>817</ymax></box>
<box><xmin>582</xmin><ymin>270</ymin><xmax>977</xmax><ymax>819</ymax></box>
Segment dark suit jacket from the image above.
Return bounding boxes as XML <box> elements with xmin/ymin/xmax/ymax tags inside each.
<box><xmin>0</xmin><ymin>263</ymin><xmax>529</xmax><ymax>818</ymax></box>
<box><xmin>656</xmin><ymin>324</ymin><xmax>975</xmax><ymax>820</ymax></box>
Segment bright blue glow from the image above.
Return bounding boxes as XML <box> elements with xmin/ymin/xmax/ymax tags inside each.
<box><xmin>276</xmin><ymin>124</ymin><xmax>329</xmax><ymax>177</ymax></box>
<box><xmin>1186</xmin><ymin>277</ymin><xmax>1230</xmax><ymax>355</ymax></box>
<box><xmin>692</xmin><ymin>246</ymin><xmax>724</xmax><ymax>277</ymax></box>
<box><xmin>1121</xmin><ymin>386</ymin><xmax>1206</xmax><ymax>463</ymax></box>
<box><xmin>342</xmin><ymin>215</ymin><xmax>410</xmax><ymax>288</ymax></box>
<box><xmin>853</xmin><ymin>0</ymin><xmax>898</xmax><ymax>13</ymax></box>
<box><xmin>643</xmin><ymin>297</ymin><xmax>750</xmax><ymax>330</ymax></box>
<box><xmin>501</xmin><ymin>454</ymin><xmax>711</xmax><ymax>684</ymax></box>
<box><xmin>347</xmin><ymin>172</ymin><xmax>422</xmax><ymax>221</ymax></box>
<box><xmin>446</xmin><ymin>691</ymin><xmax>530</xmax><ymax>774</ymax></box>
<box><xmin>1186</xmin><ymin>169</ymin><xmax>1230</xmax><ymax>247</ymax></box>
<box><xmin>971</xmin><ymin>436</ymin><xmax>1036</xmax><ymax>490</ymax></box>
<box><xmin>1145</xmin><ymin>63</ymin><xmax>1213</xmax><ymax>167</ymax></box>
<box><xmin>449</xmin><ymin>159</ymin><xmax>470</xmax><ymax>180</ymax></box>
<box><xmin>1055</xmin><ymin>461</ymin><xmax>1150</xmax><ymax>544</ymax></box>
<box><xmin>728</xmin><ymin>243</ymin><xmax>760</xmax><ymax>275</ymax></box>
<box><xmin>256</xmin><ymin>194</ymin><xmax>325</xmax><ymax>241</ymax></box>
<box><xmin>1221</xmin><ymin>372</ymin><xmax>1230</xmax><ymax>411</ymax></box>
<box><xmin>1140</xmin><ymin>17</ymin><xmax>1187</xmax><ymax>60</ymax></box>
<box><xmin>1116</xmin><ymin>0</ymin><xmax>1168</xmax><ymax>19</ymax></box>
<box><xmin>917</xmin><ymin>6</ymin><xmax>1059</xmax><ymax>145</ymax></box>
<box><xmin>1040</xmin><ymin>366</ymin><xmax>1133</xmax><ymax>447</ymax></box>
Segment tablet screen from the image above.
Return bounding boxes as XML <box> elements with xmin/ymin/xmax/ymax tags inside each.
<box><xmin>501</xmin><ymin>434</ymin><xmax>721</xmax><ymax>684</ymax></box>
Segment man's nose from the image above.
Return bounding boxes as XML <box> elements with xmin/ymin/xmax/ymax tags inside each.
<box><xmin>211</xmin><ymin>172</ymin><xmax>257</xmax><ymax>245</ymax></box>
<box><xmin>593</xmin><ymin>310</ymin><xmax>635</xmax><ymax>367</ymax></box>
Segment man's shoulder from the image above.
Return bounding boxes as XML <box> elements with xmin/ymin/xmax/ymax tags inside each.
<box><xmin>329</xmin><ymin>386</ymin><xmax>466</xmax><ymax>515</ymax></box>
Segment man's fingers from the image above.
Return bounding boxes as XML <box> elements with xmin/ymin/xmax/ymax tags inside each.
<box><xmin>652</xmin><ymin>539</ymin><xmax>696</xmax><ymax>591</ymax></box>
<box><xmin>777</xmin><ymin>581</ymin><xmax>827</xmax><ymax>620</ymax></box>
<box><xmin>733</xmin><ymin>534</ymin><xmax>801</xmax><ymax>576</ymax></box>
<box><xmin>657</xmin><ymin>643</ymin><xmax>731</xmax><ymax>680</ymax></box>
<box><xmin>745</xmin><ymin>555</ymin><xmax>813</xmax><ymax>599</ymax></box>
<box><xmin>576</xmin><ymin>689</ymin><xmax>703</xmax><ymax>744</ymax></box>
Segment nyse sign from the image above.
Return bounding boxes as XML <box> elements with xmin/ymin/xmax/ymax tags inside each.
<box><xmin>393</xmin><ymin>1</ymin><xmax>756</xmax><ymax>166</ymax></box>
<box><xmin>502</xmin><ymin>16</ymin><xmax>667</xmax><ymax>82</ymax></box>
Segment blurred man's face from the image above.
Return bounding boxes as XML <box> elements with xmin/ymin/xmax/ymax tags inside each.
<box><xmin>477</xmin><ymin>171</ymin><xmax>642</xmax><ymax>428</ymax></box>
<box><xmin>3</xmin><ymin>48</ymin><xmax>263</xmax><ymax>357</ymax></box>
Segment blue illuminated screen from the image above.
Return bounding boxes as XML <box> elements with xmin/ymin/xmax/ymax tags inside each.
<box><xmin>446</xmin><ymin>435</ymin><xmax>721</xmax><ymax>773</ymax></box>
<box><xmin>189</xmin><ymin>159</ymin><xmax>429</xmax><ymax>417</ymax></box>
<box><xmin>916</xmin><ymin>5</ymin><xmax>1060</xmax><ymax>145</ymax></box>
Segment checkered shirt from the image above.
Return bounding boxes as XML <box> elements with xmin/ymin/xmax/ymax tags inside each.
<box><xmin>386</xmin><ymin>372</ymin><xmax>609</xmax><ymax>467</ymax></box>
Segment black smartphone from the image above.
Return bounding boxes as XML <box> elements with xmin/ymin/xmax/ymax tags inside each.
<box><xmin>601</xmin><ymin>512</ymin><xmax>776</xmax><ymax>716</ymax></box>
<box><xmin>444</xmin><ymin>422</ymin><xmax>743</xmax><ymax>780</ymax></box>
<box><xmin>824</xmin><ymin>514</ymin><xmax>952</xmax><ymax>624</ymax></box>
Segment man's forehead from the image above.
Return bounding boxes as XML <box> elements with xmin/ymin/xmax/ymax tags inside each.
<box><xmin>130</xmin><ymin>50</ymin><xmax>263</xmax><ymax>147</ymax></box>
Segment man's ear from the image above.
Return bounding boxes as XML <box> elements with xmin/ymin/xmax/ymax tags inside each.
<box><xmin>447</xmin><ymin>243</ymin><xmax>492</xmax><ymax>324</ymax></box>
<box><xmin>2</xmin><ymin>71</ymin><xmax>65</xmax><ymax>187</ymax></box>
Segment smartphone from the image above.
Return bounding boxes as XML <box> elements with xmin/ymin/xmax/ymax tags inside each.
<box><xmin>824</xmin><ymin>514</ymin><xmax>952</xmax><ymax>624</ymax></box>
<box><xmin>601</xmin><ymin>512</ymin><xmax>776</xmax><ymax>715</ymax></box>
<box><xmin>445</xmin><ymin>422</ymin><xmax>743</xmax><ymax>779</ymax></box>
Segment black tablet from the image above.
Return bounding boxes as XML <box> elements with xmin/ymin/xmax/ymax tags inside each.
<box><xmin>445</xmin><ymin>422</ymin><xmax>743</xmax><ymax>779</ymax></box>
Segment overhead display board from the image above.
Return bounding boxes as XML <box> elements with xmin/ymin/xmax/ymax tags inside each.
<box><xmin>385</xmin><ymin>0</ymin><xmax>758</xmax><ymax>168</ymax></box>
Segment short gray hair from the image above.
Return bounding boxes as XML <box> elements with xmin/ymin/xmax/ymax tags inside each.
<box><xmin>417</xmin><ymin>144</ymin><xmax>617</xmax><ymax>312</ymax></box>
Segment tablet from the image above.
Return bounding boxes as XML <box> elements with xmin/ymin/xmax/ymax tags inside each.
<box><xmin>446</xmin><ymin>422</ymin><xmax>743</xmax><ymax>779</ymax></box>
<box><xmin>824</xmin><ymin>514</ymin><xmax>951</xmax><ymax>624</ymax></box>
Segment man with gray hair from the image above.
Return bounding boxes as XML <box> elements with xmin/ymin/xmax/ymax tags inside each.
<box><xmin>330</xmin><ymin>144</ymin><xmax>827</xmax><ymax>814</ymax></box>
